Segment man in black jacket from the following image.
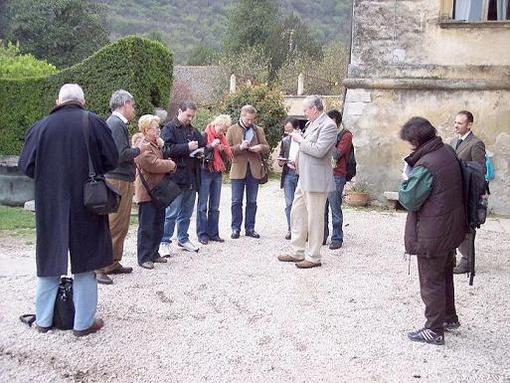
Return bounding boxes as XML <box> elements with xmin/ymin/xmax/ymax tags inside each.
<box><xmin>159</xmin><ymin>101</ymin><xmax>209</xmax><ymax>254</ymax></box>
<box><xmin>96</xmin><ymin>90</ymin><xmax>148</xmax><ymax>285</ymax></box>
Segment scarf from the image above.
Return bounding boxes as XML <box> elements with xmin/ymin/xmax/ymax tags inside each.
<box><xmin>204</xmin><ymin>124</ymin><xmax>233</xmax><ymax>172</ymax></box>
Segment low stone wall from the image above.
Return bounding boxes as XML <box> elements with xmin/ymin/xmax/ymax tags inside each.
<box><xmin>0</xmin><ymin>156</ymin><xmax>34</xmax><ymax>206</ymax></box>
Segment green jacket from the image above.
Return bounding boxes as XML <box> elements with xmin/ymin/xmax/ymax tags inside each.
<box><xmin>399</xmin><ymin>166</ymin><xmax>433</xmax><ymax>212</ymax></box>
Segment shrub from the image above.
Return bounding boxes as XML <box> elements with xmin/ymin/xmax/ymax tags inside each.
<box><xmin>0</xmin><ymin>41</ymin><xmax>58</xmax><ymax>78</ymax></box>
<box><xmin>0</xmin><ymin>36</ymin><xmax>173</xmax><ymax>154</ymax></box>
<box><xmin>219</xmin><ymin>84</ymin><xmax>287</xmax><ymax>151</ymax></box>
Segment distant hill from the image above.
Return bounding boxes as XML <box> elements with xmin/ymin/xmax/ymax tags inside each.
<box><xmin>94</xmin><ymin>0</ymin><xmax>352</xmax><ymax>64</ymax></box>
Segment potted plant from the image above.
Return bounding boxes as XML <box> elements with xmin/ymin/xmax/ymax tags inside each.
<box><xmin>345</xmin><ymin>178</ymin><xmax>370</xmax><ymax>207</ymax></box>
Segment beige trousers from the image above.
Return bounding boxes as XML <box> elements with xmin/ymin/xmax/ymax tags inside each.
<box><xmin>97</xmin><ymin>178</ymin><xmax>133</xmax><ymax>273</ymax></box>
<box><xmin>290</xmin><ymin>185</ymin><xmax>328</xmax><ymax>263</ymax></box>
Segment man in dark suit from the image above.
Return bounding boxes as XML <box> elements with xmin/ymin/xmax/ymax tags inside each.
<box><xmin>450</xmin><ymin>110</ymin><xmax>486</xmax><ymax>274</ymax></box>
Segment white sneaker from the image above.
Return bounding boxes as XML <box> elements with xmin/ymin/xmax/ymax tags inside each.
<box><xmin>159</xmin><ymin>242</ymin><xmax>172</xmax><ymax>256</ymax></box>
<box><xmin>178</xmin><ymin>240</ymin><xmax>199</xmax><ymax>252</ymax></box>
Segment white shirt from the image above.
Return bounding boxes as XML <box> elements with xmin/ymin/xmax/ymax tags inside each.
<box><xmin>459</xmin><ymin>131</ymin><xmax>472</xmax><ymax>141</ymax></box>
<box><xmin>112</xmin><ymin>111</ymin><xmax>128</xmax><ymax>124</ymax></box>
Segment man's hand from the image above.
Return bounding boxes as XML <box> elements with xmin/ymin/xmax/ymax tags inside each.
<box><xmin>287</xmin><ymin>160</ymin><xmax>296</xmax><ymax>170</ymax></box>
<box><xmin>188</xmin><ymin>140</ymin><xmax>199</xmax><ymax>151</ymax></box>
<box><xmin>248</xmin><ymin>144</ymin><xmax>262</xmax><ymax>153</ymax></box>
<box><xmin>290</xmin><ymin>131</ymin><xmax>303</xmax><ymax>143</ymax></box>
<box><xmin>240</xmin><ymin>140</ymin><xmax>250</xmax><ymax>150</ymax></box>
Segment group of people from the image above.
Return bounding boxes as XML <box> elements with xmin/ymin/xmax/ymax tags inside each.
<box><xmin>19</xmin><ymin>83</ymin><xmax>486</xmax><ymax>345</ymax></box>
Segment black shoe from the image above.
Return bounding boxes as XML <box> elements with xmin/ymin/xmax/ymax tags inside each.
<box><xmin>231</xmin><ymin>230</ymin><xmax>240</xmax><ymax>239</ymax></box>
<box><xmin>245</xmin><ymin>230</ymin><xmax>260</xmax><ymax>238</ymax></box>
<box><xmin>96</xmin><ymin>272</ymin><xmax>113</xmax><ymax>285</ymax></box>
<box><xmin>329</xmin><ymin>241</ymin><xmax>343</xmax><ymax>250</ymax></box>
<box><xmin>408</xmin><ymin>328</ymin><xmax>445</xmax><ymax>345</ymax></box>
<box><xmin>198</xmin><ymin>237</ymin><xmax>209</xmax><ymax>245</ymax></box>
<box><xmin>209</xmin><ymin>236</ymin><xmax>225</xmax><ymax>243</ymax></box>
<box><xmin>443</xmin><ymin>321</ymin><xmax>461</xmax><ymax>331</ymax></box>
<box><xmin>285</xmin><ymin>231</ymin><xmax>291</xmax><ymax>240</ymax></box>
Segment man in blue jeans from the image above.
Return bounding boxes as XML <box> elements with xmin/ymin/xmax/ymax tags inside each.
<box><xmin>226</xmin><ymin>105</ymin><xmax>270</xmax><ymax>239</ymax></box>
<box><xmin>18</xmin><ymin>84</ymin><xmax>118</xmax><ymax>336</ymax></box>
<box><xmin>324</xmin><ymin>110</ymin><xmax>353</xmax><ymax>250</ymax></box>
<box><xmin>160</xmin><ymin>101</ymin><xmax>210</xmax><ymax>254</ymax></box>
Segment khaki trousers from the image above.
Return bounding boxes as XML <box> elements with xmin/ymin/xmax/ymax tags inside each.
<box><xmin>290</xmin><ymin>185</ymin><xmax>328</xmax><ymax>263</ymax></box>
<box><xmin>97</xmin><ymin>178</ymin><xmax>133</xmax><ymax>273</ymax></box>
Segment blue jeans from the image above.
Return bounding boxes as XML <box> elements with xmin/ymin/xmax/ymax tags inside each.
<box><xmin>162</xmin><ymin>189</ymin><xmax>196</xmax><ymax>244</ymax></box>
<box><xmin>197</xmin><ymin>169</ymin><xmax>223</xmax><ymax>239</ymax></box>
<box><xmin>138</xmin><ymin>201</ymin><xmax>165</xmax><ymax>264</ymax></box>
<box><xmin>231</xmin><ymin>167</ymin><xmax>259</xmax><ymax>232</ymax></box>
<box><xmin>35</xmin><ymin>271</ymin><xmax>97</xmax><ymax>331</ymax></box>
<box><xmin>324</xmin><ymin>175</ymin><xmax>346</xmax><ymax>244</ymax></box>
<box><xmin>283</xmin><ymin>171</ymin><xmax>299</xmax><ymax>231</ymax></box>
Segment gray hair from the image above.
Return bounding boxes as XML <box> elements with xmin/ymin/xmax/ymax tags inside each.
<box><xmin>109</xmin><ymin>89</ymin><xmax>134</xmax><ymax>111</ymax></box>
<box><xmin>58</xmin><ymin>84</ymin><xmax>85</xmax><ymax>104</ymax></box>
<box><xmin>240</xmin><ymin>104</ymin><xmax>257</xmax><ymax>115</ymax></box>
<box><xmin>303</xmin><ymin>95</ymin><xmax>324</xmax><ymax>112</ymax></box>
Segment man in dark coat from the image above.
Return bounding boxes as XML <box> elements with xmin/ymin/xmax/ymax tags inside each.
<box><xmin>159</xmin><ymin>100</ymin><xmax>208</xmax><ymax>254</ymax></box>
<box><xmin>450</xmin><ymin>110</ymin><xmax>486</xmax><ymax>274</ymax></box>
<box><xmin>398</xmin><ymin>117</ymin><xmax>466</xmax><ymax>346</ymax></box>
<box><xmin>18</xmin><ymin>84</ymin><xmax>118</xmax><ymax>336</ymax></box>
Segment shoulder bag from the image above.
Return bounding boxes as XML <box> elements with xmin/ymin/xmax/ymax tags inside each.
<box><xmin>136</xmin><ymin>164</ymin><xmax>182</xmax><ymax>210</ymax></box>
<box><xmin>82</xmin><ymin>112</ymin><xmax>121</xmax><ymax>215</ymax></box>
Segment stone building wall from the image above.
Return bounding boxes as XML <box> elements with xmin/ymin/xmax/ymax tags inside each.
<box><xmin>343</xmin><ymin>0</ymin><xmax>510</xmax><ymax>214</ymax></box>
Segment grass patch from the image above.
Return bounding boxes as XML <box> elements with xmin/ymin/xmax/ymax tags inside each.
<box><xmin>0</xmin><ymin>205</ymin><xmax>36</xmax><ymax>230</ymax></box>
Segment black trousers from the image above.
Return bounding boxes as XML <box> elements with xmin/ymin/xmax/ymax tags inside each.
<box><xmin>137</xmin><ymin>201</ymin><xmax>165</xmax><ymax>265</ymax></box>
<box><xmin>417</xmin><ymin>250</ymin><xmax>458</xmax><ymax>334</ymax></box>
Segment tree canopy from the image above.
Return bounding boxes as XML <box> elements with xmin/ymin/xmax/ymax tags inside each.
<box><xmin>2</xmin><ymin>0</ymin><xmax>110</xmax><ymax>68</ymax></box>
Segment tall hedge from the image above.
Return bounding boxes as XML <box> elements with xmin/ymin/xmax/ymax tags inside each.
<box><xmin>0</xmin><ymin>36</ymin><xmax>173</xmax><ymax>154</ymax></box>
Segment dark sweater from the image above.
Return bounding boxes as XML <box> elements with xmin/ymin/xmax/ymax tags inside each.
<box><xmin>105</xmin><ymin>114</ymin><xmax>140</xmax><ymax>181</ymax></box>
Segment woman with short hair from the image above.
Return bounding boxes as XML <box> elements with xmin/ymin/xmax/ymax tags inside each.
<box><xmin>133</xmin><ymin>115</ymin><xmax>176</xmax><ymax>269</ymax></box>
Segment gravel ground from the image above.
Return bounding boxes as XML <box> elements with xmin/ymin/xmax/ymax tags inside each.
<box><xmin>1</xmin><ymin>180</ymin><xmax>509</xmax><ymax>383</ymax></box>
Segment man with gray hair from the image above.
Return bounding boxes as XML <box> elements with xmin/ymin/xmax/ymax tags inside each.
<box><xmin>96</xmin><ymin>89</ymin><xmax>148</xmax><ymax>285</ymax></box>
<box><xmin>278</xmin><ymin>95</ymin><xmax>337</xmax><ymax>268</ymax></box>
<box><xmin>19</xmin><ymin>84</ymin><xmax>118</xmax><ymax>335</ymax></box>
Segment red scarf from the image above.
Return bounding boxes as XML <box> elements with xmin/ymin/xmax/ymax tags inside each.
<box><xmin>204</xmin><ymin>124</ymin><xmax>233</xmax><ymax>172</ymax></box>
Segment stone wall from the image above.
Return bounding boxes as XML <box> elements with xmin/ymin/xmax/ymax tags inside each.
<box><xmin>343</xmin><ymin>0</ymin><xmax>510</xmax><ymax>215</ymax></box>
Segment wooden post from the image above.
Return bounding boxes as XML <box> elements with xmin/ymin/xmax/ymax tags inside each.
<box><xmin>229</xmin><ymin>74</ymin><xmax>236</xmax><ymax>93</ymax></box>
<box><xmin>297</xmin><ymin>73</ymin><xmax>304</xmax><ymax>95</ymax></box>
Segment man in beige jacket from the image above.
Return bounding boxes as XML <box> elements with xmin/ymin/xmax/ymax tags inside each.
<box><xmin>278</xmin><ymin>95</ymin><xmax>337</xmax><ymax>268</ymax></box>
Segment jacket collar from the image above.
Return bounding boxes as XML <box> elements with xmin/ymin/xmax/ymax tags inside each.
<box><xmin>50</xmin><ymin>101</ymin><xmax>84</xmax><ymax>114</ymax></box>
<box><xmin>406</xmin><ymin>136</ymin><xmax>444</xmax><ymax>167</ymax></box>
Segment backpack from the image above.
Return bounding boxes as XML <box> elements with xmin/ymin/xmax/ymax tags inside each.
<box><xmin>337</xmin><ymin>129</ymin><xmax>356</xmax><ymax>181</ymax></box>
<box><xmin>485</xmin><ymin>153</ymin><xmax>495</xmax><ymax>181</ymax></box>
<box><xmin>458</xmin><ymin>160</ymin><xmax>488</xmax><ymax>229</ymax></box>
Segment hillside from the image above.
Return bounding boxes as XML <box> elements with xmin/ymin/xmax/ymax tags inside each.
<box><xmin>95</xmin><ymin>0</ymin><xmax>352</xmax><ymax>63</ymax></box>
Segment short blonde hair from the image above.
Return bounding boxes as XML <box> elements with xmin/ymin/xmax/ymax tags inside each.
<box><xmin>138</xmin><ymin>114</ymin><xmax>160</xmax><ymax>135</ymax></box>
<box><xmin>211</xmin><ymin>114</ymin><xmax>232</xmax><ymax>128</ymax></box>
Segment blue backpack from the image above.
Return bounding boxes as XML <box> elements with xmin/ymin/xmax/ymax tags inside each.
<box><xmin>485</xmin><ymin>154</ymin><xmax>495</xmax><ymax>181</ymax></box>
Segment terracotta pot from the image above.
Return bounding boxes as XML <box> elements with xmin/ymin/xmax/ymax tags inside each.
<box><xmin>345</xmin><ymin>192</ymin><xmax>369</xmax><ymax>207</ymax></box>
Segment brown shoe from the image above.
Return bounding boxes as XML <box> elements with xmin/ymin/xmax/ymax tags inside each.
<box><xmin>73</xmin><ymin>319</ymin><xmax>104</xmax><ymax>337</ymax></box>
<box><xmin>296</xmin><ymin>260</ymin><xmax>321</xmax><ymax>269</ymax></box>
<box><xmin>108</xmin><ymin>264</ymin><xmax>133</xmax><ymax>274</ymax></box>
<box><xmin>277</xmin><ymin>254</ymin><xmax>302</xmax><ymax>262</ymax></box>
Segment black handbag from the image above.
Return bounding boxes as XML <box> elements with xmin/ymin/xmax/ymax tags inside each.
<box><xmin>19</xmin><ymin>276</ymin><xmax>75</xmax><ymax>331</ymax></box>
<box><xmin>82</xmin><ymin>112</ymin><xmax>121</xmax><ymax>215</ymax></box>
<box><xmin>53</xmin><ymin>277</ymin><xmax>75</xmax><ymax>330</ymax></box>
<box><xmin>136</xmin><ymin>164</ymin><xmax>182</xmax><ymax>210</ymax></box>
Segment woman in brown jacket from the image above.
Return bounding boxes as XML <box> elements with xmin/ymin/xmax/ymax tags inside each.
<box><xmin>133</xmin><ymin>115</ymin><xmax>176</xmax><ymax>269</ymax></box>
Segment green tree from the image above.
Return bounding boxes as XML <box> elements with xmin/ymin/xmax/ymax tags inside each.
<box><xmin>187</xmin><ymin>44</ymin><xmax>219</xmax><ymax>66</ymax></box>
<box><xmin>3</xmin><ymin>0</ymin><xmax>109</xmax><ymax>68</ymax></box>
<box><xmin>0</xmin><ymin>41</ymin><xmax>58</xmax><ymax>78</ymax></box>
<box><xmin>223</xmin><ymin>0</ymin><xmax>279</xmax><ymax>54</ymax></box>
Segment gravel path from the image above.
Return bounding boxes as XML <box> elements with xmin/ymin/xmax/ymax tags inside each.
<box><xmin>1</xmin><ymin>180</ymin><xmax>509</xmax><ymax>382</ymax></box>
